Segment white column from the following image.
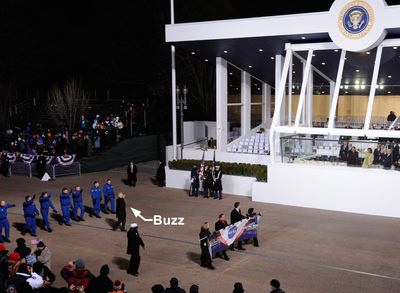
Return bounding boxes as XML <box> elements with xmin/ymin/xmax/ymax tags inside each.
<box><xmin>241</xmin><ymin>71</ymin><xmax>251</xmax><ymax>135</ymax></box>
<box><xmin>216</xmin><ymin>57</ymin><xmax>228</xmax><ymax>152</ymax></box>
<box><xmin>262</xmin><ymin>83</ymin><xmax>271</xmax><ymax>126</ymax></box>
<box><xmin>306</xmin><ymin>67</ymin><xmax>313</xmax><ymax>127</ymax></box>
<box><xmin>288</xmin><ymin>62</ymin><xmax>293</xmax><ymax>125</ymax></box>
<box><xmin>295</xmin><ymin>49</ymin><xmax>313</xmax><ymax>127</ymax></box>
<box><xmin>171</xmin><ymin>45</ymin><xmax>177</xmax><ymax>160</ymax></box>
<box><xmin>275</xmin><ymin>55</ymin><xmax>286</xmax><ymax>125</ymax></box>
<box><xmin>328</xmin><ymin>50</ymin><xmax>346</xmax><ymax>129</ymax></box>
<box><xmin>329</xmin><ymin>81</ymin><xmax>335</xmax><ymax>126</ymax></box>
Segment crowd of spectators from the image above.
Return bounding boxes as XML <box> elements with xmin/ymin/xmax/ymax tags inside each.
<box><xmin>0</xmin><ymin>114</ymin><xmax>125</xmax><ymax>158</ymax></box>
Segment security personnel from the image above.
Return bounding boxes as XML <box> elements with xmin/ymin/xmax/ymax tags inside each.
<box><xmin>103</xmin><ymin>179</ymin><xmax>115</xmax><ymax>214</ymax></box>
<box><xmin>0</xmin><ymin>200</ymin><xmax>16</xmax><ymax>242</ymax></box>
<box><xmin>190</xmin><ymin>165</ymin><xmax>200</xmax><ymax>197</ymax></box>
<box><xmin>127</xmin><ymin>223</ymin><xmax>145</xmax><ymax>276</ymax></box>
<box><xmin>39</xmin><ymin>192</ymin><xmax>57</xmax><ymax>232</ymax></box>
<box><xmin>22</xmin><ymin>195</ymin><xmax>39</xmax><ymax>236</ymax></box>
<box><xmin>59</xmin><ymin>188</ymin><xmax>72</xmax><ymax>226</ymax></box>
<box><xmin>90</xmin><ymin>181</ymin><xmax>102</xmax><ymax>218</ymax></box>
<box><xmin>213</xmin><ymin>166</ymin><xmax>223</xmax><ymax>200</ymax></box>
<box><xmin>214</xmin><ymin>214</ymin><xmax>230</xmax><ymax>260</ymax></box>
<box><xmin>72</xmin><ymin>186</ymin><xmax>85</xmax><ymax>221</ymax></box>
<box><xmin>202</xmin><ymin>165</ymin><xmax>213</xmax><ymax>198</ymax></box>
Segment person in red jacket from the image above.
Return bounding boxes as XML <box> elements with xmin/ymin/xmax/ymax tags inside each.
<box><xmin>60</xmin><ymin>259</ymin><xmax>95</xmax><ymax>293</ymax></box>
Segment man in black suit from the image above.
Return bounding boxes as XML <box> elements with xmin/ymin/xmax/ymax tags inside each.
<box><xmin>127</xmin><ymin>223</ymin><xmax>145</xmax><ymax>276</ymax></box>
<box><xmin>214</xmin><ymin>213</ymin><xmax>230</xmax><ymax>261</ymax></box>
<box><xmin>127</xmin><ymin>161</ymin><xmax>137</xmax><ymax>187</ymax></box>
<box><xmin>230</xmin><ymin>202</ymin><xmax>246</xmax><ymax>251</ymax></box>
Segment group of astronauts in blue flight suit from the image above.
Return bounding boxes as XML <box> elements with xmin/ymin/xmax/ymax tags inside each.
<box><xmin>0</xmin><ymin>179</ymin><xmax>117</xmax><ymax>241</ymax></box>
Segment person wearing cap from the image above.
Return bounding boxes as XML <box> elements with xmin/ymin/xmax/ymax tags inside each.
<box><xmin>6</xmin><ymin>263</ymin><xmax>34</xmax><ymax>292</ymax></box>
<box><xmin>232</xmin><ymin>282</ymin><xmax>244</xmax><ymax>293</ymax></box>
<box><xmin>270</xmin><ymin>279</ymin><xmax>285</xmax><ymax>293</ymax></box>
<box><xmin>14</xmin><ymin>238</ymin><xmax>31</xmax><ymax>259</ymax></box>
<box><xmin>22</xmin><ymin>195</ymin><xmax>39</xmax><ymax>237</ymax></box>
<box><xmin>113</xmin><ymin>193</ymin><xmax>126</xmax><ymax>232</ymax></box>
<box><xmin>59</xmin><ymin>188</ymin><xmax>72</xmax><ymax>226</ymax></box>
<box><xmin>126</xmin><ymin>223</ymin><xmax>144</xmax><ymax>276</ymax></box>
<box><xmin>34</xmin><ymin>241</ymin><xmax>52</xmax><ymax>269</ymax></box>
<box><xmin>213</xmin><ymin>165</ymin><xmax>223</xmax><ymax>200</ymax></box>
<box><xmin>39</xmin><ymin>191</ymin><xmax>57</xmax><ymax>232</ymax></box>
<box><xmin>112</xmin><ymin>279</ymin><xmax>127</xmax><ymax>293</ymax></box>
<box><xmin>165</xmin><ymin>277</ymin><xmax>186</xmax><ymax>293</ymax></box>
<box><xmin>90</xmin><ymin>181</ymin><xmax>102</xmax><ymax>218</ymax></box>
<box><xmin>72</xmin><ymin>185</ymin><xmax>85</xmax><ymax>222</ymax></box>
<box><xmin>0</xmin><ymin>200</ymin><xmax>16</xmax><ymax>243</ymax></box>
<box><xmin>103</xmin><ymin>179</ymin><xmax>116</xmax><ymax>214</ymax></box>
<box><xmin>91</xmin><ymin>264</ymin><xmax>113</xmax><ymax>293</ymax></box>
<box><xmin>8</xmin><ymin>251</ymin><xmax>22</xmax><ymax>276</ymax></box>
<box><xmin>60</xmin><ymin>259</ymin><xmax>95</xmax><ymax>293</ymax></box>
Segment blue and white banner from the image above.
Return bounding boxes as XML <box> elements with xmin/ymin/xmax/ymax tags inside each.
<box><xmin>20</xmin><ymin>154</ymin><xmax>35</xmax><ymax>164</ymax></box>
<box><xmin>56</xmin><ymin>154</ymin><xmax>76</xmax><ymax>166</ymax></box>
<box><xmin>210</xmin><ymin>215</ymin><xmax>260</xmax><ymax>255</ymax></box>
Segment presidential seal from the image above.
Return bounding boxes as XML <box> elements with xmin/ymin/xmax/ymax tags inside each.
<box><xmin>339</xmin><ymin>1</ymin><xmax>374</xmax><ymax>39</ymax></box>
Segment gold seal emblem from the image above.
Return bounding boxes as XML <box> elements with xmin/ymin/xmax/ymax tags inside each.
<box><xmin>338</xmin><ymin>1</ymin><xmax>374</xmax><ymax>39</ymax></box>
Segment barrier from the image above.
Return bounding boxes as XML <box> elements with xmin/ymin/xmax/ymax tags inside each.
<box><xmin>4</xmin><ymin>162</ymin><xmax>81</xmax><ymax>178</ymax></box>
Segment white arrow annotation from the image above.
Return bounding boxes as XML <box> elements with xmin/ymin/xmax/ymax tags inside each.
<box><xmin>130</xmin><ymin>207</ymin><xmax>154</xmax><ymax>222</ymax></box>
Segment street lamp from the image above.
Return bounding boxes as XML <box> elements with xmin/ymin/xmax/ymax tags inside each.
<box><xmin>176</xmin><ymin>85</ymin><xmax>188</xmax><ymax>159</ymax></box>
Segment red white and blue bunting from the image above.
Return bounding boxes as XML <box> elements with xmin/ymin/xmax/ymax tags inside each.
<box><xmin>45</xmin><ymin>156</ymin><xmax>54</xmax><ymax>165</ymax></box>
<box><xmin>6</xmin><ymin>152</ymin><xmax>16</xmax><ymax>163</ymax></box>
<box><xmin>20</xmin><ymin>154</ymin><xmax>35</xmax><ymax>164</ymax></box>
<box><xmin>56</xmin><ymin>154</ymin><xmax>76</xmax><ymax>166</ymax></box>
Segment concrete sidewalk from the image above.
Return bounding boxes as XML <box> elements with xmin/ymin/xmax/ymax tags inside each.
<box><xmin>0</xmin><ymin>169</ymin><xmax>399</xmax><ymax>292</ymax></box>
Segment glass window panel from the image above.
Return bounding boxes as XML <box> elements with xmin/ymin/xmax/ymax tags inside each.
<box><xmin>227</xmin><ymin>105</ymin><xmax>241</xmax><ymax>143</ymax></box>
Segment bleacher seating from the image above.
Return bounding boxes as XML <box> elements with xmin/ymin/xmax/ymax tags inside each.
<box><xmin>227</xmin><ymin>131</ymin><xmax>270</xmax><ymax>155</ymax></box>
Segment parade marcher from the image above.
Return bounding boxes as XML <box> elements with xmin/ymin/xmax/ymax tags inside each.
<box><xmin>127</xmin><ymin>161</ymin><xmax>137</xmax><ymax>187</ymax></box>
<box><xmin>229</xmin><ymin>202</ymin><xmax>246</xmax><ymax>251</ymax></box>
<box><xmin>203</xmin><ymin>165</ymin><xmax>214</xmax><ymax>198</ymax></box>
<box><xmin>127</xmin><ymin>223</ymin><xmax>145</xmax><ymax>276</ymax></box>
<box><xmin>36</xmin><ymin>153</ymin><xmax>47</xmax><ymax>179</ymax></box>
<box><xmin>156</xmin><ymin>161</ymin><xmax>165</xmax><ymax>187</ymax></box>
<box><xmin>245</xmin><ymin>208</ymin><xmax>260</xmax><ymax>247</ymax></box>
<box><xmin>214</xmin><ymin>214</ymin><xmax>230</xmax><ymax>261</ymax></box>
<box><xmin>0</xmin><ymin>200</ymin><xmax>16</xmax><ymax>243</ymax></box>
<box><xmin>103</xmin><ymin>179</ymin><xmax>116</xmax><ymax>214</ymax></box>
<box><xmin>72</xmin><ymin>186</ymin><xmax>85</xmax><ymax>222</ymax></box>
<box><xmin>190</xmin><ymin>165</ymin><xmax>200</xmax><ymax>197</ymax></box>
<box><xmin>213</xmin><ymin>166</ymin><xmax>223</xmax><ymax>200</ymax></box>
<box><xmin>113</xmin><ymin>193</ymin><xmax>126</xmax><ymax>232</ymax></box>
<box><xmin>14</xmin><ymin>238</ymin><xmax>31</xmax><ymax>259</ymax></box>
<box><xmin>39</xmin><ymin>192</ymin><xmax>57</xmax><ymax>232</ymax></box>
<box><xmin>60</xmin><ymin>188</ymin><xmax>72</xmax><ymax>226</ymax></box>
<box><xmin>90</xmin><ymin>181</ymin><xmax>102</xmax><ymax>218</ymax></box>
<box><xmin>199</xmin><ymin>222</ymin><xmax>215</xmax><ymax>270</ymax></box>
<box><xmin>22</xmin><ymin>195</ymin><xmax>39</xmax><ymax>236</ymax></box>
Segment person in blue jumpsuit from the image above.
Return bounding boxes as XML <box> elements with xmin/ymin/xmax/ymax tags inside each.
<box><xmin>22</xmin><ymin>195</ymin><xmax>39</xmax><ymax>236</ymax></box>
<box><xmin>0</xmin><ymin>200</ymin><xmax>16</xmax><ymax>242</ymax></box>
<box><xmin>103</xmin><ymin>179</ymin><xmax>115</xmax><ymax>214</ymax></box>
<box><xmin>89</xmin><ymin>181</ymin><xmax>102</xmax><ymax>218</ymax></box>
<box><xmin>72</xmin><ymin>185</ymin><xmax>85</xmax><ymax>221</ymax></box>
<box><xmin>59</xmin><ymin>188</ymin><xmax>72</xmax><ymax>226</ymax></box>
<box><xmin>39</xmin><ymin>192</ymin><xmax>57</xmax><ymax>232</ymax></box>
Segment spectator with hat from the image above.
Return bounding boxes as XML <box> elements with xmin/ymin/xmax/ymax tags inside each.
<box><xmin>34</xmin><ymin>241</ymin><xmax>52</xmax><ymax>269</ymax></box>
<box><xmin>60</xmin><ymin>259</ymin><xmax>95</xmax><ymax>293</ymax></box>
<box><xmin>126</xmin><ymin>223</ymin><xmax>144</xmax><ymax>276</ymax></box>
<box><xmin>111</xmin><ymin>279</ymin><xmax>127</xmax><ymax>293</ymax></box>
<box><xmin>165</xmin><ymin>277</ymin><xmax>186</xmax><ymax>293</ymax></box>
<box><xmin>6</xmin><ymin>263</ymin><xmax>34</xmax><ymax>292</ymax></box>
<box><xmin>8</xmin><ymin>251</ymin><xmax>22</xmax><ymax>276</ymax></box>
<box><xmin>91</xmin><ymin>264</ymin><xmax>113</xmax><ymax>293</ymax></box>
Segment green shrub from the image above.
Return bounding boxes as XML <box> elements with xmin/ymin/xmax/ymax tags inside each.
<box><xmin>168</xmin><ymin>159</ymin><xmax>267</xmax><ymax>182</ymax></box>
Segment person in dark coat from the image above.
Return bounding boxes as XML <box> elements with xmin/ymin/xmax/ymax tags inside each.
<box><xmin>203</xmin><ymin>165</ymin><xmax>214</xmax><ymax>198</ymax></box>
<box><xmin>347</xmin><ymin>146</ymin><xmax>359</xmax><ymax>166</ymax></box>
<box><xmin>6</xmin><ymin>263</ymin><xmax>34</xmax><ymax>292</ymax></box>
<box><xmin>387</xmin><ymin>111</ymin><xmax>396</xmax><ymax>122</ymax></box>
<box><xmin>0</xmin><ymin>244</ymin><xmax>9</xmax><ymax>290</ymax></box>
<box><xmin>90</xmin><ymin>264</ymin><xmax>113</xmax><ymax>293</ymax></box>
<box><xmin>165</xmin><ymin>277</ymin><xmax>186</xmax><ymax>293</ymax></box>
<box><xmin>22</xmin><ymin>195</ymin><xmax>39</xmax><ymax>236</ymax></box>
<box><xmin>112</xmin><ymin>193</ymin><xmax>126</xmax><ymax>231</ymax></box>
<box><xmin>190</xmin><ymin>165</ymin><xmax>199</xmax><ymax>197</ymax></box>
<box><xmin>213</xmin><ymin>166</ymin><xmax>222</xmax><ymax>200</ymax></box>
<box><xmin>36</xmin><ymin>153</ymin><xmax>47</xmax><ymax>179</ymax></box>
<box><xmin>156</xmin><ymin>161</ymin><xmax>165</xmax><ymax>187</ymax></box>
<box><xmin>229</xmin><ymin>202</ymin><xmax>246</xmax><ymax>251</ymax></box>
<box><xmin>270</xmin><ymin>279</ymin><xmax>285</xmax><ymax>293</ymax></box>
<box><xmin>199</xmin><ymin>222</ymin><xmax>214</xmax><ymax>270</ymax></box>
<box><xmin>127</xmin><ymin>161</ymin><xmax>137</xmax><ymax>187</ymax></box>
<box><xmin>60</xmin><ymin>259</ymin><xmax>95</xmax><ymax>293</ymax></box>
<box><xmin>14</xmin><ymin>238</ymin><xmax>31</xmax><ymax>259</ymax></box>
<box><xmin>214</xmin><ymin>214</ymin><xmax>230</xmax><ymax>261</ymax></box>
<box><xmin>245</xmin><ymin>208</ymin><xmax>259</xmax><ymax>247</ymax></box>
<box><xmin>127</xmin><ymin>223</ymin><xmax>145</xmax><ymax>276</ymax></box>
<box><xmin>32</xmin><ymin>261</ymin><xmax>56</xmax><ymax>293</ymax></box>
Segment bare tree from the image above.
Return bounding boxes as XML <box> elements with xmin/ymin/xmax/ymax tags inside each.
<box><xmin>48</xmin><ymin>80</ymin><xmax>89</xmax><ymax>132</ymax></box>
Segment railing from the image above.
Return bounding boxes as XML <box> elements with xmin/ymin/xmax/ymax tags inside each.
<box><xmin>1</xmin><ymin>161</ymin><xmax>81</xmax><ymax>178</ymax></box>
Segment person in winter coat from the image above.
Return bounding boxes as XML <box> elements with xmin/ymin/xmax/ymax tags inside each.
<box><xmin>112</xmin><ymin>193</ymin><xmax>126</xmax><ymax>232</ymax></box>
<box><xmin>126</xmin><ymin>223</ymin><xmax>145</xmax><ymax>276</ymax></box>
<box><xmin>34</xmin><ymin>241</ymin><xmax>52</xmax><ymax>269</ymax></box>
<box><xmin>127</xmin><ymin>161</ymin><xmax>137</xmax><ymax>187</ymax></box>
<box><xmin>60</xmin><ymin>259</ymin><xmax>95</xmax><ymax>293</ymax></box>
<box><xmin>90</xmin><ymin>264</ymin><xmax>113</xmax><ymax>293</ymax></box>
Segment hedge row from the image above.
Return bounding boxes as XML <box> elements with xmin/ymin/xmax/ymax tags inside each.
<box><xmin>168</xmin><ymin>159</ymin><xmax>267</xmax><ymax>182</ymax></box>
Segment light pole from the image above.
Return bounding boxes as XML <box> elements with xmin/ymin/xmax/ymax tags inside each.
<box><xmin>176</xmin><ymin>85</ymin><xmax>188</xmax><ymax>159</ymax></box>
